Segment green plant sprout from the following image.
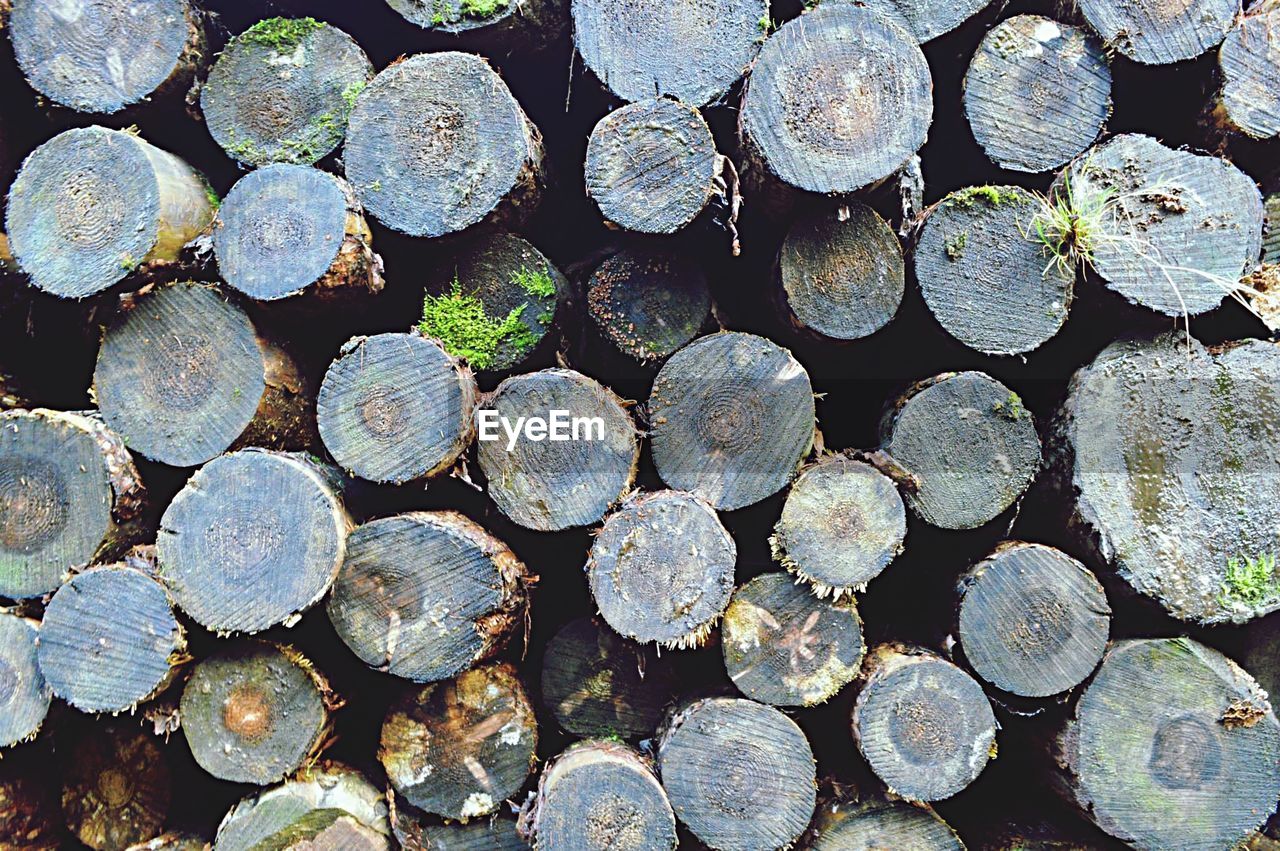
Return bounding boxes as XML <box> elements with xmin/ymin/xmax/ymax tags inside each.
<box><xmin>1218</xmin><ymin>552</ymin><xmax>1279</xmax><ymax>607</ymax></box>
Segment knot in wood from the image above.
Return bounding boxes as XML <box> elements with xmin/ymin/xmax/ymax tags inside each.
<box><xmin>222</xmin><ymin>683</ymin><xmax>275</xmax><ymax>743</ymax></box>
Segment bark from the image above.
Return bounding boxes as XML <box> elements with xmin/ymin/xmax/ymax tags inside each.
<box><xmin>586</xmin><ymin>248</ymin><xmax>711</xmax><ymax>365</ymax></box>
<box><xmin>0</xmin><ymin>612</ymin><xmax>49</xmax><ymax>748</ymax></box>
<box><xmin>60</xmin><ymin>722</ymin><xmax>171</xmax><ymax>851</ymax></box>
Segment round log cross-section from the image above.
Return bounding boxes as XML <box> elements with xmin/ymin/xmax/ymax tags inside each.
<box><xmin>1079</xmin><ymin>0</ymin><xmax>1236</xmax><ymax>63</ymax></box>
<box><xmin>1218</xmin><ymin>4</ymin><xmax>1280</xmax><ymax>140</ymax></box>
<box><xmin>586</xmin><ymin>249</ymin><xmax>711</xmax><ymax>364</ymax></box>
<box><xmin>809</xmin><ymin>797</ymin><xmax>964</xmax><ymax>850</ymax></box>
<box><xmin>0</xmin><ymin>613</ymin><xmax>49</xmax><ymax>748</ymax></box>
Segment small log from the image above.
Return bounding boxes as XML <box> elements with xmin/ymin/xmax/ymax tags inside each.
<box><xmin>539</xmin><ymin>616</ymin><xmax>676</xmax><ymax>740</ymax></box>
<box><xmin>379</xmin><ymin>662</ymin><xmax>537</xmax><ymax>821</ymax></box>
<box><xmin>518</xmin><ymin>740</ymin><xmax>676</xmax><ymax>850</ymax></box>
<box><xmin>326</xmin><ymin>511</ymin><xmax>529</xmax><ymax>683</ymax></box>
<box><xmin>476</xmin><ymin>369</ymin><xmax>640</xmax><ymax>531</ymax></box>
<box><xmin>882</xmin><ymin>372</ymin><xmax>1041</xmax><ymax>530</ymax></box>
<box><xmin>770</xmin><ymin>455</ymin><xmax>906</xmax><ymax>598</ymax></box>
<box><xmin>93</xmin><ymin>281</ymin><xmax>312</xmax><ymax>467</ymax></box>
<box><xmin>0</xmin><ymin>408</ymin><xmax>145</xmax><ymax>599</ymax></box>
<box><xmin>963</xmin><ymin>16</ymin><xmax>1111</xmax><ymax>173</ymax></box>
<box><xmin>913</xmin><ymin>185</ymin><xmax>1072</xmax><ymax>356</ymax></box>
<box><xmin>1217</xmin><ymin>1</ymin><xmax>1280</xmax><ymax>140</ymax></box>
<box><xmin>739</xmin><ymin>4</ymin><xmax>931</xmax><ymax>196</ymax></box>
<box><xmin>213</xmin><ymin>164</ymin><xmax>383</xmax><ymax>302</ymax></box>
<box><xmin>956</xmin><ymin>542</ymin><xmax>1110</xmax><ymax>699</ymax></box>
<box><xmin>586</xmin><ymin>248</ymin><xmax>711</xmax><ymax>365</ymax></box>
<box><xmin>856</xmin><ymin>0</ymin><xmax>992</xmax><ymax>42</ymax></box>
<box><xmin>345</xmin><ymin>53</ymin><xmax>545</xmax><ymax>238</ymax></box>
<box><xmin>775</xmin><ymin>204</ymin><xmax>904</xmax><ymax>342</ymax></box>
<box><xmin>9</xmin><ymin>0</ymin><xmax>204</xmax><ymax>114</ymax></box>
<box><xmin>386</xmin><ymin>0</ymin><xmax>566</xmax><ymax>53</ymax></box>
<box><xmin>5</xmin><ymin>127</ymin><xmax>214</xmax><ymax>298</ymax></box>
<box><xmin>392</xmin><ymin>803</ymin><xmax>525</xmax><ymax>850</ymax></box>
<box><xmin>1053</xmin><ymin>638</ymin><xmax>1280</xmax><ymax>849</ymax></box>
<box><xmin>853</xmin><ymin>644</ymin><xmax>996</xmax><ymax>803</ymax></box>
<box><xmin>61</xmin><ymin>723</ymin><xmax>171</xmax><ymax>851</ymax></box>
<box><xmin>157</xmin><ymin>448</ymin><xmax>351</xmax><ymax>634</ymax></box>
<box><xmin>317</xmin><ymin>333</ymin><xmax>478</xmax><ymax>484</ymax></box>
<box><xmin>648</xmin><ymin>331</ymin><xmax>814</xmax><ymax>510</ymax></box>
<box><xmin>0</xmin><ymin>612</ymin><xmax>49</xmax><ymax>748</ymax></box>
<box><xmin>722</xmin><ymin>572</ymin><xmax>864</xmax><ymax>708</ymax></box>
<box><xmin>1078</xmin><ymin>0</ymin><xmax>1236</xmax><ymax>63</ymax></box>
<box><xmin>807</xmin><ymin>796</ymin><xmax>963</xmax><ymax>850</ymax></box>
<box><xmin>201</xmin><ymin>18</ymin><xmax>373</xmax><ymax>167</ymax></box>
<box><xmin>657</xmin><ymin>697</ymin><xmax>816</xmax><ymax>850</ymax></box>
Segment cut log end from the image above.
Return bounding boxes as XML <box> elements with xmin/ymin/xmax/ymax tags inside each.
<box><xmin>586</xmin><ymin>249</ymin><xmax>711</xmax><ymax>364</ymax></box>
<box><xmin>808</xmin><ymin>797</ymin><xmax>964</xmax><ymax>850</ymax></box>
<box><xmin>391</xmin><ymin>799</ymin><xmax>525</xmax><ymax>850</ymax></box>
<box><xmin>856</xmin><ymin>0</ymin><xmax>993</xmax><ymax>42</ymax></box>
<box><xmin>1219</xmin><ymin>5</ymin><xmax>1280</xmax><ymax>140</ymax></box>
<box><xmin>1079</xmin><ymin>0</ymin><xmax>1236</xmax><ymax>63</ymax></box>
<box><xmin>61</xmin><ymin>724</ymin><xmax>171</xmax><ymax>851</ymax></box>
<box><xmin>0</xmin><ymin>613</ymin><xmax>49</xmax><ymax>748</ymax></box>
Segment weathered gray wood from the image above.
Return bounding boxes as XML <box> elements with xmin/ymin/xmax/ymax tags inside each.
<box><xmin>158</xmin><ymin>449</ymin><xmax>351</xmax><ymax>634</ymax></box>
<box><xmin>852</xmin><ymin>644</ymin><xmax>997</xmax><ymax>803</ymax></box>
<box><xmin>740</xmin><ymin>4</ymin><xmax>931</xmax><ymax>196</ymax></box>
<box><xmin>964</xmin><ymin>16</ymin><xmax>1111</xmax><ymax>173</ymax></box>
<box><xmin>957</xmin><ymin>542</ymin><xmax>1110</xmax><ymax>698</ymax></box>
<box><xmin>1217</xmin><ymin>1</ymin><xmax>1280</xmax><ymax>139</ymax></box>
<box><xmin>391</xmin><ymin>803</ymin><xmax>525</xmax><ymax>850</ymax></box>
<box><xmin>884</xmin><ymin>372</ymin><xmax>1041</xmax><ymax>530</ymax></box>
<box><xmin>722</xmin><ymin>571</ymin><xmax>864</xmax><ymax>707</ymax></box>
<box><xmin>380</xmin><ymin>662</ymin><xmax>537</xmax><ymax>821</ymax></box>
<box><xmin>1079</xmin><ymin>0</ymin><xmax>1236</xmax><ymax>63</ymax></box>
<box><xmin>586</xmin><ymin>248</ymin><xmax>711</xmax><ymax>364</ymax></box>
<box><xmin>648</xmin><ymin>332</ymin><xmax>814</xmax><ymax>510</ymax></box>
<box><xmin>1054</xmin><ymin>638</ymin><xmax>1280</xmax><ymax>850</ymax></box>
<box><xmin>327</xmin><ymin>511</ymin><xmax>529</xmax><ymax>682</ymax></box>
<box><xmin>201</xmin><ymin>18</ymin><xmax>372</xmax><ymax>167</ymax></box>
<box><xmin>60</xmin><ymin>723</ymin><xmax>171</xmax><ymax>851</ymax></box>
<box><xmin>807</xmin><ymin>796</ymin><xmax>963</xmax><ymax>850</ymax></box>
<box><xmin>317</xmin><ymin>333</ymin><xmax>477</xmax><ymax>484</ymax></box>
<box><xmin>345</xmin><ymin>53</ymin><xmax>545</xmax><ymax>238</ymax></box>
<box><xmin>1266</xmin><ymin>193</ymin><xmax>1280</xmax><ymax>264</ymax></box>
<box><xmin>0</xmin><ymin>612</ymin><xmax>49</xmax><ymax>748</ymax></box>
<box><xmin>0</xmin><ymin>408</ymin><xmax>145</xmax><ymax>599</ymax></box>
<box><xmin>476</xmin><ymin>369</ymin><xmax>639</xmax><ymax>531</ymax></box>
<box><xmin>1056</xmin><ymin>333</ymin><xmax>1280</xmax><ymax>624</ymax></box>
<box><xmin>657</xmin><ymin>697</ymin><xmax>816</xmax><ymax>850</ymax></box>
<box><xmin>5</xmin><ymin>128</ymin><xmax>214</xmax><ymax>298</ymax></box>
<box><xmin>387</xmin><ymin>0</ymin><xmax>567</xmax><ymax>53</ymax></box>
<box><xmin>914</xmin><ymin>186</ymin><xmax>1073</xmax><ymax>355</ymax></box>
<box><xmin>856</xmin><ymin>0</ymin><xmax>993</xmax><ymax>42</ymax></box>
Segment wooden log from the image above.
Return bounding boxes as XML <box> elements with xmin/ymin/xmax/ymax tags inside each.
<box><xmin>0</xmin><ymin>758</ymin><xmax>61</xmax><ymax>850</ymax></box>
<box><xmin>739</xmin><ymin>4</ymin><xmax>931</xmax><ymax>197</ymax></box>
<box><xmin>1216</xmin><ymin>1</ymin><xmax>1280</xmax><ymax>140</ymax></box>
<box><xmin>518</xmin><ymin>740</ymin><xmax>676</xmax><ymax>850</ymax></box>
<box><xmin>213</xmin><ymin>164</ymin><xmax>383</xmax><ymax>303</ymax></box>
<box><xmin>5</xmin><ymin>127</ymin><xmax>214</xmax><ymax>298</ymax></box>
<box><xmin>770</xmin><ymin>455</ymin><xmax>906</xmax><ymax>598</ymax></box>
<box><xmin>1055</xmin><ymin>333</ymin><xmax>1280</xmax><ymax>624</ymax></box>
<box><xmin>1267</xmin><ymin>193</ymin><xmax>1280</xmax><ymax>264</ymax></box>
<box><xmin>1053</xmin><ymin>638</ymin><xmax>1280</xmax><ymax>850</ymax></box>
<box><xmin>657</xmin><ymin>697</ymin><xmax>816</xmax><ymax>850</ymax></box>
<box><xmin>326</xmin><ymin>511</ymin><xmax>529</xmax><ymax>683</ymax></box>
<box><xmin>317</xmin><ymin>333</ymin><xmax>477</xmax><ymax>484</ymax></box>
<box><xmin>60</xmin><ymin>723</ymin><xmax>171</xmax><ymax>851</ymax></box>
<box><xmin>345</xmin><ymin>53</ymin><xmax>545</xmax><ymax>238</ymax></box>
<box><xmin>93</xmin><ymin>281</ymin><xmax>313</xmax><ymax>467</ymax></box>
<box><xmin>1078</xmin><ymin>0</ymin><xmax>1236</xmax><ymax>63</ymax></box>
<box><xmin>157</xmin><ymin>448</ymin><xmax>351</xmax><ymax>634</ymax></box>
<box><xmin>856</xmin><ymin>0</ymin><xmax>992</xmax><ymax>42</ymax></box>
<box><xmin>37</xmin><ymin>550</ymin><xmax>185</xmax><ymax>714</ymax></box>
<box><xmin>956</xmin><ymin>542</ymin><xmax>1110</xmax><ymax>699</ymax></box>
<box><xmin>391</xmin><ymin>802</ymin><xmax>525</xmax><ymax>850</ymax></box>
<box><xmin>775</xmin><ymin>204</ymin><xmax>904</xmax><ymax>342</ymax></box>
<box><xmin>386</xmin><ymin>0</ymin><xmax>566</xmax><ymax>53</ymax></box>
<box><xmin>586</xmin><ymin>248</ymin><xmax>711</xmax><ymax>365</ymax></box>
<box><xmin>0</xmin><ymin>408</ymin><xmax>145</xmax><ymax>599</ymax></box>
<box><xmin>648</xmin><ymin>331</ymin><xmax>814</xmax><ymax>510</ymax></box>
<box><xmin>8</xmin><ymin>0</ymin><xmax>204</xmax><ymax>114</ymax></box>
<box><xmin>882</xmin><ymin>372</ymin><xmax>1041</xmax><ymax>530</ymax></box>
<box><xmin>807</xmin><ymin>796</ymin><xmax>963</xmax><ymax>850</ymax></box>
<box><xmin>246</xmin><ymin>810</ymin><xmax>390</xmax><ymax>851</ymax></box>
<box><xmin>476</xmin><ymin>369</ymin><xmax>639</xmax><ymax>531</ymax></box>
<box><xmin>963</xmin><ymin>16</ymin><xmax>1111</xmax><ymax>174</ymax></box>
<box><xmin>201</xmin><ymin>18</ymin><xmax>373</xmax><ymax>167</ymax></box>
<box><xmin>379</xmin><ymin>662</ymin><xmax>537</xmax><ymax>821</ymax></box>
<box><xmin>721</xmin><ymin>571</ymin><xmax>863</xmax><ymax>708</ymax></box>
<box><xmin>180</xmin><ymin>641</ymin><xmax>332</xmax><ymax>785</ymax></box>
<box><xmin>585</xmin><ymin>99</ymin><xmax>717</xmax><ymax>235</ymax></box>
<box><xmin>913</xmin><ymin>185</ymin><xmax>1073</xmax><ymax>356</ymax></box>
<box><xmin>539</xmin><ymin>616</ymin><xmax>676</xmax><ymax>740</ymax></box>
<box><xmin>0</xmin><ymin>611</ymin><xmax>49</xmax><ymax>748</ymax></box>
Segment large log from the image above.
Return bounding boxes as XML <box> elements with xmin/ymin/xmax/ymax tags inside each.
<box><xmin>1218</xmin><ymin>2</ymin><xmax>1280</xmax><ymax>140</ymax></box>
<box><xmin>585</xmin><ymin>248</ymin><xmax>711</xmax><ymax>365</ymax></box>
<box><xmin>0</xmin><ymin>611</ymin><xmax>49</xmax><ymax>748</ymax></box>
<box><xmin>386</xmin><ymin>0</ymin><xmax>567</xmax><ymax>54</ymax></box>
<box><xmin>807</xmin><ymin>796</ymin><xmax>963</xmax><ymax>850</ymax></box>
<box><xmin>1078</xmin><ymin>0</ymin><xmax>1236</xmax><ymax>63</ymax></box>
<box><xmin>60</xmin><ymin>723</ymin><xmax>171</xmax><ymax>851</ymax></box>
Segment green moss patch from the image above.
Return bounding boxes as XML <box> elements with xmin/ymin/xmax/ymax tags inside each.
<box><xmin>511</xmin><ymin>265</ymin><xmax>555</xmax><ymax>299</ymax></box>
<box><xmin>240</xmin><ymin>17</ymin><xmax>324</xmax><ymax>53</ymax></box>
<box><xmin>949</xmin><ymin>185</ymin><xmax>1022</xmax><ymax>209</ymax></box>
<box><xmin>992</xmin><ymin>392</ymin><xmax>1029</xmax><ymax>421</ymax></box>
<box><xmin>1219</xmin><ymin>552</ymin><xmax>1279</xmax><ymax>608</ymax></box>
<box><xmin>419</xmin><ymin>279</ymin><xmax>539</xmax><ymax>370</ymax></box>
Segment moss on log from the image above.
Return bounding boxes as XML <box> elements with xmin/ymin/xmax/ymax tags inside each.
<box><xmin>808</xmin><ymin>796</ymin><xmax>963</xmax><ymax>850</ymax></box>
<box><xmin>246</xmin><ymin>809</ymin><xmax>389</xmax><ymax>851</ymax></box>
<box><xmin>856</xmin><ymin>0</ymin><xmax>993</xmax><ymax>42</ymax></box>
<box><xmin>0</xmin><ymin>612</ymin><xmax>49</xmax><ymax>748</ymax></box>
<box><xmin>387</xmin><ymin>0</ymin><xmax>566</xmax><ymax>53</ymax></box>
<box><xmin>1078</xmin><ymin>0</ymin><xmax>1236</xmax><ymax>63</ymax></box>
<box><xmin>61</xmin><ymin>723</ymin><xmax>171</xmax><ymax>851</ymax></box>
<box><xmin>1219</xmin><ymin>3</ymin><xmax>1280</xmax><ymax>140</ymax></box>
<box><xmin>586</xmin><ymin>248</ymin><xmax>711</xmax><ymax>364</ymax></box>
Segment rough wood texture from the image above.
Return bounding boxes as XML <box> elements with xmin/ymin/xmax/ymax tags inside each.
<box><xmin>807</xmin><ymin>796</ymin><xmax>963</xmax><ymax>850</ymax></box>
<box><xmin>327</xmin><ymin>511</ymin><xmax>528</xmax><ymax>683</ymax></box>
<box><xmin>1079</xmin><ymin>0</ymin><xmax>1236</xmax><ymax>63</ymax></box>
<box><xmin>740</xmin><ymin>4</ymin><xmax>931</xmax><ymax>195</ymax></box>
<box><xmin>5</xmin><ymin>127</ymin><xmax>214</xmax><ymax>298</ymax></box>
<box><xmin>1219</xmin><ymin>2</ymin><xmax>1280</xmax><ymax>140</ymax></box>
<box><xmin>657</xmin><ymin>697</ymin><xmax>816</xmax><ymax>850</ymax></box>
<box><xmin>1054</xmin><ymin>638</ymin><xmax>1280</xmax><ymax>850</ymax></box>
<box><xmin>158</xmin><ymin>449</ymin><xmax>351</xmax><ymax>635</ymax></box>
<box><xmin>387</xmin><ymin>0</ymin><xmax>566</xmax><ymax>53</ymax></box>
<box><xmin>0</xmin><ymin>612</ymin><xmax>49</xmax><ymax>748</ymax></box>
<box><xmin>914</xmin><ymin>186</ymin><xmax>1073</xmax><ymax>355</ymax></box>
<box><xmin>61</xmin><ymin>723</ymin><xmax>171</xmax><ymax>851</ymax></box>
<box><xmin>214</xmin><ymin>165</ymin><xmax>383</xmax><ymax>302</ymax></box>
<box><xmin>964</xmin><ymin>16</ymin><xmax>1111</xmax><ymax>173</ymax></box>
<box><xmin>201</xmin><ymin>18</ymin><xmax>372</xmax><ymax>167</ymax></box>
<box><xmin>852</xmin><ymin>644</ymin><xmax>997</xmax><ymax>803</ymax></box>
<box><xmin>345</xmin><ymin>52</ymin><xmax>544</xmax><ymax>238</ymax></box>
<box><xmin>956</xmin><ymin>542</ymin><xmax>1110</xmax><ymax>698</ymax></box>
<box><xmin>476</xmin><ymin>369</ymin><xmax>639</xmax><ymax>531</ymax></box>
<box><xmin>885</xmin><ymin>372</ymin><xmax>1041</xmax><ymax>530</ymax></box>
<box><xmin>857</xmin><ymin>0</ymin><xmax>993</xmax><ymax>42</ymax></box>
<box><xmin>93</xmin><ymin>281</ymin><xmax>312</xmax><ymax>467</ymax></box>
<box><xmin>380</xmin><ymin>662</ymin><xmax>537</xmax><ymax>821</ymax></box>
<box><xmin>586</xmin><ymin>248</ymin><xmax>711</xmax><ymax>364</ymax></box>
<box><xmin>247</xmin><ymin>809</ymin><xmax>389</xmax><ymax>851</ymax></box>
<box><xmin>0</xmin><ymin>408</ymin><xmax>145</xmax><ymax>599</ymax></box>
<box><xmin>392</xmin><ymin>805</ymin><xmax>525</xmax><ymax>850</ymax></box>
<box><xmin>721</xmin><ymin>571</ymin><xmax>864</xmax><ymax>707</ymax></box>
<box><xmin>317</xmin><ymin>333</ymin><xmax>477</xmax><ymax>484</ymax></box>
<box><xmin>775</xmin><ymin>204</ymin><xmax>904</xmax><ymax>342</ymax></box>
<box><xmin>1056</xmin><ymin>333</ymin><xmax>1280</xmax><ymax>624</ymax></box>
<box><xmin>648</xmin><ymin>331</ymin><xmax>814</xmax><ymax>510</ymax></box>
